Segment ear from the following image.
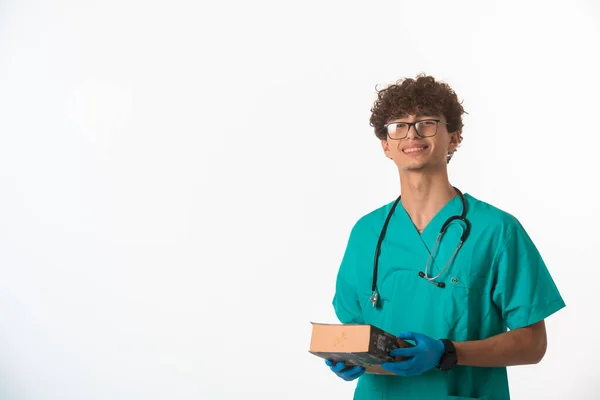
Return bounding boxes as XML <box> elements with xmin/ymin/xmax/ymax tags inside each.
<box><xmin>448</xmin><ymin>131</ymin><xmax>461</xmax><ymax>153</ymax></box>
<box><xmin>381</xmin><ymin>139</ymin><xmax>392</xmax><ymax>159</ymax></box>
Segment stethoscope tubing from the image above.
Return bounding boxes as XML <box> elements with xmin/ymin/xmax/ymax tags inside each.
<box><xmin>371</xmin><ymin>187</ymin><xmax>469</xmax><ymax>306</ymax></box>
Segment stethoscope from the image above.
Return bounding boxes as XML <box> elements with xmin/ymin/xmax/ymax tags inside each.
<box><xmin>370</xmin><ymin>187</ymin><xmax>471</xmax><ymax>308</ymax></box>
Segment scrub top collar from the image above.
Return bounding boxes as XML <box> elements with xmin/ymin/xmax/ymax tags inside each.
<box><xmin>397</xmin><ymin>192</ymin><xmax>467</xmax><ymax>265</ymax></box>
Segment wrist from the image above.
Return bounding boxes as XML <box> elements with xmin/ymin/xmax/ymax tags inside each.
<box><xmin>436</xmin><ymin>339</ymin><xmax>458</xmax><ymax>371</ymax></box>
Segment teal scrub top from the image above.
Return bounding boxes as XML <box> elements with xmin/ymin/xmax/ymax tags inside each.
<box><xmin>332</xmin><ymin>193</ymin><xmax>565</xmax><ymax>400</ymax></box>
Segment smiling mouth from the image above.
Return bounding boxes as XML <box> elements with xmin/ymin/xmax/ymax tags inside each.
<box><xmin>403</xmin><ymin>146</ymin><xmax>428</xmax><ymax>154</ymax></box>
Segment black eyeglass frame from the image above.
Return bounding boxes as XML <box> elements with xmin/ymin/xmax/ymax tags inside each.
<box><xmin>383</xmin><ymin>119</ymin><xmax>450</xmax><ymax>140</ymax></box>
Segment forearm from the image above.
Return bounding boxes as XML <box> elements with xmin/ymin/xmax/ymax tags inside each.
<box><xmin>453</xmin><ymin>321</ymin><xmax>547</xmax><ymax>367</ymax></box>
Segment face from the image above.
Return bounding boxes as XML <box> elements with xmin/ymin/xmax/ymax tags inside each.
<box><xmin>380</xmin><ymin>113</ymin><xmax>459</xmax><ymax>172</ymax></box>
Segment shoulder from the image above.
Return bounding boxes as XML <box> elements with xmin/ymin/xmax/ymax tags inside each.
<box><xmin>464</xmin><ymin>193</ymin><xmax>536</xmax><ymax>257</ymax></box>
<box><xmin>465</xmin><ymin>193</ymin><xmax>524</xmax><ymax>233</ymax></box>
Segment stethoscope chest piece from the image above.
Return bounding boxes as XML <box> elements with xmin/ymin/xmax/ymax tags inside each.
<box><xmin>370</xmin><ymin>290</ymin><xmax>379</xmax><ymax>307</ymax></box>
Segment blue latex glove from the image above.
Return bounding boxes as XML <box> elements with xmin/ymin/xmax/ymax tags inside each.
<box><xmin>325</xmin><ymin>359</ymin><xmax>365</xmax><ymax>381</ymax></box>
<box><xmin>380</xmin><ymin>332</ymin><xmax>445</xmax><ymax>377</ymax></box>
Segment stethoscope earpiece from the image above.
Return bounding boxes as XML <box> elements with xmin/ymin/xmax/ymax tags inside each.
<box><xmin>418</xmin><ymin>271</ymin><xmax>447</xmax><ymax>289</ymax></box>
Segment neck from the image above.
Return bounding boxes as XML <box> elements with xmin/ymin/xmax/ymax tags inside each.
<box><xmin>398</xmin><ymin>171</ymin><xmax>456</xmax><ymax>230</ymax></box>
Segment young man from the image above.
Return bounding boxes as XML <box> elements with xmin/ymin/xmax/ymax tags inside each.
<box><xmin>325</xmin><ymin>75</ymin><xmax>565</xmax><ymax>399</ymax></box>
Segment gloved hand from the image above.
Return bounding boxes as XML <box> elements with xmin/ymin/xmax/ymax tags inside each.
<box><xmin>325</xmin><ymin>359</ymin><xmax>365</xmax><ymax>381</ymax></box>
<box><xmin>380</xmin><ymin>332</ymin><xmax>445</xmax><ymax>377</ymax></box>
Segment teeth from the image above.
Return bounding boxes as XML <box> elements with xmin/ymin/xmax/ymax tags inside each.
<box><xmin>404</xmin><ymin>147</ymin><xmax>426</xmax><ymax>153</ymax></box>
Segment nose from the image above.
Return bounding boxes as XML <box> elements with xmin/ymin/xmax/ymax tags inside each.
<box><xmin>406</xmin><ymin>124</ymin><xmax>420</xmax><ymax>140</ymax></box>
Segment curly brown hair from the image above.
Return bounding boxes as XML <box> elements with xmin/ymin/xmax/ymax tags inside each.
<box><xmin>369</xmin><ymin>74</ymin><xmax>466</xmax><ymax>163</ymax></box>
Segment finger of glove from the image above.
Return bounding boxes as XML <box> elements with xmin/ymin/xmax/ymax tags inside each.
<box><xmin>351</xmin><ymin>366</ymin><xmax>366</xmax><ymax>379</ymax></box>
<box><xmin>340</xmin><ymin>373</ymin><xmax>357</xmax><ymax>381</ymax></box>
<box><xmin>380</xmin><ymin>362</ymin><xmax>399</xmax><ymax>374</ymax></box>
<box><xmin>331</xmin><ymin>361</ymin><xmax>347</xmax><ymax>373</ymax></box>
<box><xmin>397</xmin><ymin>331</ymin><xmax>417</xmax><ymax>342</ymax></box>
<box><xmin>340</xmin><ymin>365</ymin><xmax>365</xmax><ymax>380</ymax></box>
<box><xmin>340</xmin><ymin>372</ymin><xmax>363</xmax><ymax>381</ymax></box>
<box><xmin>381</xmin><ymin>362</ymin><xmax>421</xmax><ymax>377</ymax></box>
<box><xmin>325</xmin><ymin>359</ymin><xmax>334</xmax><ymax>367</ymax></box>
<box><xmin>381</xmin><ymin>357</ymin><xmax>417</xmax><ymax>373</ymax></box>
<box><xmin>396</xmin><ymin>357</ymin><xmax>419</xmax><ymax>371</ymax></box>
<box><xmin>390</xmin><ymin>346</ymin><xmax>420</xmax><ymax>358</ymax></box>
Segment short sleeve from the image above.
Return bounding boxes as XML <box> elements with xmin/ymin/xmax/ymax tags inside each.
<box><xmin>492</xmin><ymin>219</ymin><xmax>566</xmax><ymax>330</ymax></box>
<box><xmin>332</xmin><ymin>224</ymin><xmax>364</xmax><ymax>324</ymax></box>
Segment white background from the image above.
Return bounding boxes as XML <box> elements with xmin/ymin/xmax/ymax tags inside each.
<box><xmin>0</xmin><ymin>0</ymin><xmax>598</xmax><ymax>399</ymax></box>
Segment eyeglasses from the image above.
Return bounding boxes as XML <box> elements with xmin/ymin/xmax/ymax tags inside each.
<box><xmin>384</xmin><ymin>119</ymin><xmax>449</xmax><ymax>140</ymax></box>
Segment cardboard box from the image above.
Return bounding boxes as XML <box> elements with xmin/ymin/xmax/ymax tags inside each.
<box><xmin>308</xmin><ymin>322</ymin><xmax>413</xmax><ymax>375</ymax></box>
